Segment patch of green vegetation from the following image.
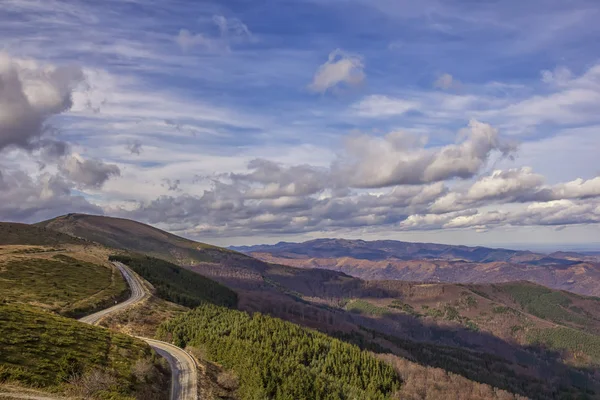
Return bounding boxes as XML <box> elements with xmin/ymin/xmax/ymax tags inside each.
<box><xmin>346</xmin><ymin>299</ymin><xmax>391</xmax><ymax>316</ymax></box>
<box><xmin>465</xmin><ymin>287</ymin><xmax>491</xmax><ymax>300</ymax></box>
<box><xmin>423</xmin><ymin>304</ymin><xmax>463</xmax><ymax>321</ymax></box>
<box><xmin>425</xmin><ymin>307</ymin><xmax>444</xmax><ymax>318</ymax></box>
<box><xmin>462</xmin><ymin>295</ymin><xmax>478</xmax><ymax>308</ymax></box>
<box><xmin>511</xmin><ymin>325</ymin><xmax>524</xmax><ymax>335</ymax></box>
<box><xmin>157</xmin><ymin>303</ymin><xmax>401</xmax><ymax>399</ymax></box>
<box><xmin>527</xmin><ymin>327</ymin><xmax>600</xmax><ymax>364</ymax></box>
<box><xmin>492</xmin><ymin>306</ymin><xmax>513</xmax><ymax>314</ymax></box>
<box><xmin>443</xmin><ymin>305</ymin><xmax>460</xmax><ymax>321</ymax></box>
<box><xmin>465</xmin><ymin>320</ymin><xmax>479</xmax><ymax>331</ymax></box>
<box><xmin>0</xmin><ymin>255</ymin><xmax>127</xmax><ymax>317</ymax></box>
<box><xmin>388</xmin><ymin>300</ymin><xmax>420</xmax><ymax>316</ymax></box>
<box><xmin>499</xmin><ymin>283</ymin><xmax>590</xmax><ymax>326</ymax></box>
<box><xmin>110</xmin><ymin>254</ymin><xmax>238</xmax><ymax>308</ymax></box>
<box><xmin>0</xmin><ymin>303</ymin><xmax>168</xmax><ymax>398</ymax></box>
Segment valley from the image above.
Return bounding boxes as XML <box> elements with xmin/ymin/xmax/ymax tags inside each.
<box><xmin>1</xmin><ymin>214</ymin><xmax>600</xmax><ymax>399</ymax></box>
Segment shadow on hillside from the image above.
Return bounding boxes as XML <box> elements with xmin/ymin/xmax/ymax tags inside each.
<box><xmin>192</xmin><ymin>263</ymin><xmax>599</xmax><ymax>400</ymax></box>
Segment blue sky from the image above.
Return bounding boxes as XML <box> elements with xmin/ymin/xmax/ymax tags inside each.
<box><xmin>1</xmin><ymin>0</ymin><xmax>600</xmax><ymax>249</ymax></box>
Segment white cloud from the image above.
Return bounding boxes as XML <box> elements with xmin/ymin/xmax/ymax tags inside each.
<box><xmin>176</xmin><ymin>15</ymin><xmax>253</xmax><ymax>52</ymax></box>
<box><xmin>434</xmin><ymin>73</ymin><xmax>459</xmax><ymax>90</ymax></box>
<box><xmin>308</xmin><ymin>49</ymin><xmax>365</xmax><ymax>93</ymax></box>
<box><xmin>351</xmin><ymin>95</ymin><xmax>419</xmax><ymax>117</ymax></box>
<box><xmin>334</xmin><ymin>119</ymin><xmax>516</xmax><ymax>188</ymax></box>
<box><xmin>541</xmin><ymin>66</ymin><xmax>573</xmax><ymax>86</ymax></box>
<box><xmin>466</xmin><ymin>167</ymin><xmax>544</xmax><ymax>201</ymax></box>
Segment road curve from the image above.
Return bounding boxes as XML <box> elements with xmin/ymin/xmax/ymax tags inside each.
<box><xmin>78</xmin><ymin>261</ymin><xmax>148</xmax><ymax>324</ymax></box>
<box><xmin>141</xmin><ymin>338</ymin><xmax>198</xmax><ymax>400</ymax></box>
<box><xmin>78</xmin><ymin>262</ymin><xmax>198</xmax><ymax>400</ymax></box>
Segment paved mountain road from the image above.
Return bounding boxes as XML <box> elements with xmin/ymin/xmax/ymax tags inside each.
<box><xmin>142</xmin><ymin>339</ymin><xmax>199</xmax><ymax>400</ymax></box>
<box><xmin>78</xmin><ymin>261</ymin><xmax>149</xmax><ymax>324</ymax></box>
<box><xmin>78</xmin><ymin>262</ymin><xmax>198</xmax><ymax>400</ymax></box>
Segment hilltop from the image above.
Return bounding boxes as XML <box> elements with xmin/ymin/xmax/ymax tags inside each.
<box><xmin>4</xmin><ymin>214</ymin><xmax>600</xmax><ymax>398</ymax></box>
<box><xmin>36</xmin><ymin>213</ymin><xmax>237</xmax><ymax>266</ymax></box>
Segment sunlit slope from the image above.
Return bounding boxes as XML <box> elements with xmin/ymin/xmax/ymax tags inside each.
<box><xmin>37</xmin><ymin>213</ymin><xmax>237</xmax><ymax>265</ymax></box>
<box><xmin>0</xmin><ymin>303</ymin><xmax>168</xmax><ymax>399</ymax></box>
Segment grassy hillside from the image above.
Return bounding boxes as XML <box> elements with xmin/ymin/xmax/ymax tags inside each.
<box><xmin>157</xmin><ymin>303</ymin><xmax>401</xmax><ymax>400</ymax></box>
<box><xmin>0</xmin><ymin>303</ymin><xmax>169</xmax><ymax>399</ymax></box>
<box><xmin>469</xmin><ymin>282</ymin><xmax>600</xmax><ymax>335</ymax></box>
<box><xmin>256</xmin><ymin>267</ymin><xmax>600</xmax><ymax>367</ymax></box>
<box><xmin>0</xmin><ymin>250</ymin><xmax>127</xmax><ymax>317</ymax></box>
<box><xmin>110</xmin><ymin>254</ymin><xmax>238</xmax><ymax>308</ymax></box>
<box><xmin>0</xmin><ymin>222</ymin><xmax>84</xmax><ymax>246</ymax></box>
<box><xmin>37</xmin><ymin>213</ymin><xmax>236</xmax><ymax>266</ymax></box>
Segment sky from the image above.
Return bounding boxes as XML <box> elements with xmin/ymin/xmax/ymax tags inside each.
<box><xmin>1</xmin><ymin>0</ymin><xmax>600</xmax><ymax>249</ymax></box>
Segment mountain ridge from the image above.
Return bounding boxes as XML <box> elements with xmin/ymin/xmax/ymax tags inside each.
<box><xmin>3</xmin><ymin>214</ymin><xmax>600</xmax><ymax>398</ymax></box>
<box><xmin>232</xmin><ymin>238</ymin><xmax>600</xmax><ymax>297</ymax></box>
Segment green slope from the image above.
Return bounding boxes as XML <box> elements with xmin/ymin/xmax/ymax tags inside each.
<box><xmin>157</xmin><ymin>303</ymin><xmax>400</xmax><ymax>400</ymax></box>
<box><xmin>0</xmin><ymin>254</ymin><xmax>128</xmax><ymax>317</ymax></box>
<box><xmin>109</xmin><ymin>254</ymin><xmax>238</xmax><ymax>308</ymax></box>
<box><xmin>0</xmin><ymin>303</ymin><xmax>168</xmax><ymax>399</ymax></box>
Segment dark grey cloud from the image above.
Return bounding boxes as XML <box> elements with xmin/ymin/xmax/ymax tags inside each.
<box><xmin>58</xmin><ymin>155</ymin><xmax>120</xmax><ymax>189</ymax></box>
<box><xmin>120</xmin><ymin>157</ymin><xmax>600</xmax><ymax>239</ymax></box>
<box><xmin>230</xmin><ymin>159</ymin><xmax>329</xmax><ymax>199</ymax></box>
<box><xmin>122</xmin><ymin>176</ymin><xmax>449</xmax><ymax>238</ymax></box>
<box><xmin>126</xmin><ymin>139</ymin><xmax>143</xmax><ymax>155</ymax></box>
<box><xmin>0</xmin><ymin>53</ymin><xmax>83</xmax><ymax>153</ymax></box>
<box><xmin>113</xmin><ymin>118</ymin><xmax>600</xmax><ymax>238</ymax></box>
<box><xmin>162</xmin><ymin>178</ymin><xmax>181</xmax><ymax>192</ymax></box>
<box><xmin>0</xmin><ymin>166</ymin><xmax>102</xmax><ymax>223</ymax></box>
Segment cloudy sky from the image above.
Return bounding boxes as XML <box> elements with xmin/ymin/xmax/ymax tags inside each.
<box><xmin>1</xmin><ymin>0</ymin><xmax>600</xmax><ymax>249</ymax></box>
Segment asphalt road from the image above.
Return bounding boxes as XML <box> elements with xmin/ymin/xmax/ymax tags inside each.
<box><xmin>142</xmin><ymin>338</ymin><xmax>199</xmax><ymax>400</ymax></box>
<box><xmin>78</xmin><ymin>261</ymin><xmax>149</xmax><ymax>324</ymax></box>
<box><xmin>78</xmin><ymin>262</ymin><xmax>198</xmax><ymax>400</ymax></box>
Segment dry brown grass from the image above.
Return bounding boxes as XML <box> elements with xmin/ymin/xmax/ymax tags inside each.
<box><xmin>99</xmin><ymin>296</ymin><xmax>188</xmax><ymax>337</ymax></box>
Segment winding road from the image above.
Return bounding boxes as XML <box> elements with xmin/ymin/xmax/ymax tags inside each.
<box><xmin>78</xmin><ymin>262</ymin><xmax>149</xmax><ymax>324</ymax></box>
<box><xmin>78</xmin><ymin>262</ymin><xmax>198</xmax><ymax>400</ymax></box>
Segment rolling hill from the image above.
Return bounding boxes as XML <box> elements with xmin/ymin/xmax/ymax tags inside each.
<box><xmin>5</xmin><ymin>214</ymin><xmax>600</xmax><ymax>398</ymax></box>
<box><xmin>0</xmin><ymin>222</ymin><xmax>85</xmax><ymax>246</ymax></box>
<box><xmin>0</xmin><ymin>303</ymin><xmax>169</xmax><ymax>399</ymax></box>
<box><xmin>36</xmin><ymin>213</ymin><xmax>236</xmax><ymax>266</ymax></box>
<box><xmin>232</xmin><ymin>238</ymin><xmax>600</xmax><ymax>297</ymax></box>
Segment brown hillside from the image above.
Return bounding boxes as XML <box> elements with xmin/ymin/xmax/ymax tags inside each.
<box><xmin>36</xmin><ymin>213</ymin><xmax>237</xmax><ymax>266</ymax></box>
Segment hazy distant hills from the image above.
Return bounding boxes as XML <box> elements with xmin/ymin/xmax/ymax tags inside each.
<box><xmin>231</xmin><ymin>238</ymin><xmax>532</xmax><ymax>262</ymax></box>
<box><xmin>231</xmin><ymin>238</ymin><xmax>600</xmax><ymax>296</ymax></box>
<box><xmin>4</xmin><ymin>214</ymin><xmax>600</xmax><ymax>398</ymax></box>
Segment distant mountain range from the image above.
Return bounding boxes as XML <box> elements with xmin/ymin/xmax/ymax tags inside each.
<box><xmin>4</xmin><ymin>214</ymin><xmax>600</xmax><ymax>398</ymax></box>
<box><xmin>231</xmin><ymin>238</ymin><xmax>600</xmax><ymax>296</ymax></box>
